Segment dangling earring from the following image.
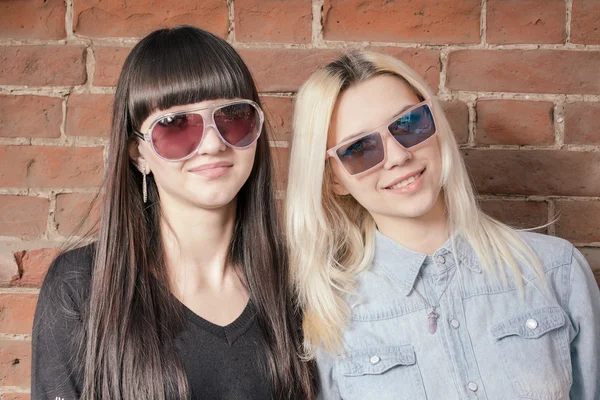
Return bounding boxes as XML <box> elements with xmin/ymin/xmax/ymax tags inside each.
<box><xmin>142</xmin><ymin>165</ymin><xmax>147</xmax><ymax>203</ymax></box>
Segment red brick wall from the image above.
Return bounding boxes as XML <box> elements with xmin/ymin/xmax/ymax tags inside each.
<box><xmin>1</xmin><ymin>0</ymin><xmax>599</xmax><ymax>396</ymax></box>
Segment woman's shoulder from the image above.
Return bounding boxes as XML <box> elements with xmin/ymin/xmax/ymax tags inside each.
<box><xmin>518</xmin><ymin>231</ymin><xmax>574</xmax><ymax>271</ymax></box>
<box><xmin>39</xmin><ymin>243</ymin><xmax>95</xmax><ymax>306</ymax></box>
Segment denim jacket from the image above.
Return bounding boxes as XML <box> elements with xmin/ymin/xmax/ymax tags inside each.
<box><xmin>316</xmin><ymin>231</ymin><xmax>600</xmax><ymax>400</ymax></box>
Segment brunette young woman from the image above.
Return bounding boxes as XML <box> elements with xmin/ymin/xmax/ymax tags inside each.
<box><xmin>286</xmin><ymin>50</ymin><xmax>600</xmax><ymax>399</ymax></box>
<box><xmin>31</xmin><ymin>26</ymin><xmax>315</xmax><ymax>400</ymax></box>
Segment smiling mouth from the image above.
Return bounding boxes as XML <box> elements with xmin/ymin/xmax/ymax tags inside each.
<box><xmin>385</xmin><ymin>168</ymin><xmax>425</xmax><ymax>190</ymax></box>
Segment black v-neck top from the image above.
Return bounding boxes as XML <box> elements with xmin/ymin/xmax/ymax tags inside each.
<box><xmin>31</xmin><ymin>245</ymin><xmax>272</xmax><ymax>399</ymax></box>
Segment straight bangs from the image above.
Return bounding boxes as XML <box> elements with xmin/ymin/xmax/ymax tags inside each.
<box><xmin>126</xmin><ymin>26</ymin><xmax>257</xmax><ymax>130</ymax></box>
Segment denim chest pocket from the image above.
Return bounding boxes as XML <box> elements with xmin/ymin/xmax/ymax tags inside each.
<box><xmin>336</xmin><ymin>345</ymin><xmax>427</xmax><ymax>400</ymax></box>
<box><xmin>490</xmin><ymin>306</ymin><xmax>572</xmax><ymax>400</ymax></box>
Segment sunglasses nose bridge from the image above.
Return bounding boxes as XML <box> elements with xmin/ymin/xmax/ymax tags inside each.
<box><xmin>382</xmin><ymin>131</ymin><xmax>412</xmax><ymax>167</ymax></box>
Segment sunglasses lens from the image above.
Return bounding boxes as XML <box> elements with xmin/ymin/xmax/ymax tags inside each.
<box><xmin>335</xmin><ymin>132</ymin><xmax>384</xmax><ymax>175</ymax></box>
<box><xmin>214</xmin><ymin>103</ymin><xmax>261</xmax><ymax>148</ymax></box>
<box><xmin>388</xmin><ymin>104</ymin><xmax>436</xmax><ymax>148</ymax></box>
<box><xmin>151</xmin><ymin>113</ymin><xmax>204</xmax><ymax>160</ymax></box>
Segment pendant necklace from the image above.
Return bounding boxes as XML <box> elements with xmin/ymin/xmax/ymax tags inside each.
<box><xmin>411</xmin><ymin>235</ymin><xmax>461</xmax><ymax>335</ymax></box>
<box><xmin>411</xmin><ymin>280</ymin><xmax>452</xmax><ymax>334</ymax></box>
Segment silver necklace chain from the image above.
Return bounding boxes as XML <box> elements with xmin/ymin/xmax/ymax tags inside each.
<box><xmin>409</xmin><ymin>235</ymin><xmax>462</xmax><ymax>334</ymax></box>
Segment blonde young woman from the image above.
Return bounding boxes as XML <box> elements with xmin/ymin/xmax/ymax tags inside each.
<box><xmin>286</xmin><ymin>51</ymin><xmax>600</xmax><ymax>400</ymax></box>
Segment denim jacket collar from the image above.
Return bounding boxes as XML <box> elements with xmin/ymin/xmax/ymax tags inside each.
<box><xmin>373</xmin><ymin>229</ymin><xmax>482</xmax><ymax>296</ymax></box>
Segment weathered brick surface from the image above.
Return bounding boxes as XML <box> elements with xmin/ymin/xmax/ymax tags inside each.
<box><xmin>0</xmin><ymin>196</ymin><xmax>49</xmax><ymax>239</ymax></box>
<box><xmin>236</xmin><ymin>0</ymin><xmax>312</xmax><ymax>43</ymax></box>
<box><xmin>447</xmin><ymin>50</ymin><xmax>600</xmax><ymax>94</ymax></box>
<box><xmin>463</xmin><ymin>150</ymin><xmax>600</xmax><ymax>196</ymax></box>
<box><xmin>73</xmin><ymin>0</ymin><xmax>229</xmax><ymax>38</ymax></box>
<box><xmin>480</xmin><ymin>199</ymin><xmax>548</xmax><ymax>231</ymax></box>
<box><xmin>55</xmin><ymin>193</ymin><xmax>100</xmax><ymax>236</ymax></box>
<box><xmin>555</xmin><ymin>201</ymin><xmax>600</xmax><ymax>243</ymax></box>
<box><xmin>323</xmin><ymin>0</ymin><xmax>481</xmax><ymax>44</ymax></box>
<box><xmin>0</xmin><ymin>146</ymin><xmax>104</xmax><ymax>189</ymax></box>
<box><xmin>0</xmin><ymin>95</ymin><xmax>62</xmax><ymax>139</ymax></box>
<box><xmin>0</xmin><ymin>46</ymin><xmax>87</xmax><ymax>87</ymax></box>
<box><xmin>571</xmin><ymin>0</ymin><xmax>600</xmax><ymax>45</ymax></box>
<box><xmin>0</xmin><ymin>252</ymin><xmax>19</xmax><ymax>288</ymax></box>
<box><xmin>238</xmin><ymin>48</ymin><xmax>341</xmax><ymax>92</ymax></box>
<box><xmin>0</xmin><ymin>294</ymin><xmax>38</xmax><ymax>335</ymax></box>
<box><xmin>262</xmin><ymin>96</ymin><xmax>294</xmax><ymax>143</ymax></box>
<box><xmin>93</xmin><ymin>46</ymin><xmax>131</xmax><ymax>87</ymax></box>
<box><xmin>476</xmin><ymin>100</ymin><xmax>555</xmax><ymax>145</ymax></box>
<box><xmin>486</xmin><ymin>0</ymin><xmax>565</xmax><ymax>44</ymax></box>
<box><xmin>0</xmin><ymin>0</ymin><xmax>66</xmax><ymax>40</ymax></box>
<box><xmin>0</xmin><ymin>340</ymin><xmax>31</xmax><ymax>387</ymax></box>
<box><xmin>366</xmin><ymin>47</ymin><xmax>441</xmax><ymax>90</ymax></box>
<box><xmin>12</xmin><ymin>248</ymin><xmax>61</xmax><ymax>288</ymax></box>
<box><xmin>66</xmin><ymin>94</ymin><xmax>113</xmax><ymax>137</ymax></box>
<box><xmin>564</xmin><ymin>102</ymin><xmax>600</xmax><ymax>145</ymax></box>
<box><xmin>440</xmin><ymin>100</ymin><xmax>469</xmax><ymax>144</ymax></box>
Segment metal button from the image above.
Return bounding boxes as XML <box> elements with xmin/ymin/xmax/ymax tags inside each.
<box><xmin>369</xmin><ymin>355</ymin><xmax>381</xmax><ymax>365</ymax></box>
<box><xmin>526</xmin><ymin>318</ymin><xmax>538</xmax><ymax>330</ymax></box>
<box><xmin>450</xmin><ymin>319</ymin><xmax>460</xmax><ymax>329</ymax></box>
<box><xmin>436</xmin><ymin>255</ymin><xmax>446</xmax><ymax>265</ymax></box>
<box><xmin>467</xmin><ymin>381</ymin><xmax>478</xmax><ymax>392</ymax></box>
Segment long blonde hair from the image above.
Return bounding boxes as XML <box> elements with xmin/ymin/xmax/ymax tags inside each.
<box><xmin>286</xmin><ymin>51</ymin><xmax>545</xmax><ymax>358</ymax></box>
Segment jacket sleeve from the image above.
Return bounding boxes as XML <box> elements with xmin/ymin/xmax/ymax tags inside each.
<box><xmin>566</xmin><ymin>248</ymin><xmax>600</xmax><ymax>400</ymax></box>
<box><xmin>316</xmin><ymin>348</ymin><xmax>342</xmax><ymax>400</ymax></box>
<box><xmin>31</xmin><ymin>254</ymin><xmax>86</xmax><ymax>400</ymax></box>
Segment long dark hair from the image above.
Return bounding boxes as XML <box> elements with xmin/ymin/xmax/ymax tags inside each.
<box><xmin>79</xmin><ymin>26</ymin><xmax>315</xmax><ymax>399</ymax></box>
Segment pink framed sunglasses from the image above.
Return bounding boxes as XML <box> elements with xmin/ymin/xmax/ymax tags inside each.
<box><xmin>326</xmin><ymin>99</ymin><xmax>437</xmax><ymax>176</ymax></box>
<box><xmin>134</xmin><ymin>99</ymin><xmax>264</xmax><ymax>162</ymax></box>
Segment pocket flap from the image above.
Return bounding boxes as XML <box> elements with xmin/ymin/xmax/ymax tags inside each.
<box><xmin>337</xmin><ymin>345</ymin><xmax>416</xmax><ymax>376</ymax></box>
<box><xmin>491</xmin><ymin>306</ymin><xmax>566</xmax><ymax>340</ymax></box>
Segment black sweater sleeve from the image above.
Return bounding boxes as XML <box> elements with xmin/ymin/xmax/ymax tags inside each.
<box><xmin>31</xmin><ymin>245</ymin><xmax>94</xmax><ymax>400</ymax></box>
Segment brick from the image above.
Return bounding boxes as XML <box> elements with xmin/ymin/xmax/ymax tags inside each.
<box><xmin>0</xmin><ymin>96</ymin><xmax>62</xmax><ymax>139</ymax></box>
<box><xmin>1</xmin><ymin>394</ymin><xmax>31</xmax><ymax>400</ymax></box>
<box><xmin>12</xmin><ymin>248</ymin><xmax>61</xmax><ymax>288</ymax></box>
<box><xmin>74</xmin><ymin>0</ymin><xmax>228</xmax><ymax>38</ymax></box>
<box><xmin>236</xmin><ymin>0</ymin><xmax>311</xmax><ymax>43</ymax></box>
<box><xmin>0</xmin><ymin>252</ymin><xmax>18</xmax><ymax>288</ymax></box>
<box><xmin>564</xmin><ymin>102</ymin><xmax>600</xmax><ymax>145</ymax></box>
<box><xmin>0</xmin><ymin>340</ymin><xmax>30</xmax><ymax>387</ymax></box>
<box><xmin>486</xmin><ymin>0</ymin><xmax>565</xmax><ymax>44</ymax></box>
<box><xmin>0</xmin><ymin>46</ymin><xmax>87</xmax><ymax>87</ymax></box>
<box><xmin>55</xmin><ymin>193</ymin><xmax>100</xmax><ymax>236</ymax></box>
<box><xmin>0</xmin><ymin>196</ymin><xmax>49</xmax><ymax>239</ymax></box>
<box><xmin>571</xmin><ymin>0</ymin><xmax>600</xmax><ymax>45</ymax></box>
<box><xmin>271</xmin><ymin>146</ymin><xmax>289</xmax><ymax>191</ymax></box>
<box><xmin>238</xmin><ymin>48</ymin><xmax>341</xmax><ymax>92</ymax></box>
<box><xmin>476</xmin><ymin>100</ymin><xmax>554</xmax><ymax>145</ymax></box>
<box><xmin>0</xmin><ymin>146</ymin><xmax>104</xmax><ymax>189</ymax></box>
<box><xmin>447</xmin><ymin>50</ymin><xmax>600</xmax><ymax>95</ymax></box>
<box><xmin>322</xmin><ymin>0</ymin><xmax>480</xmax><ymax>44</ymax></box>
<box><xmin>0</xmin><ymin>0</ymin><xmax>66</xmax><ymax>40</ymax></box>
<box><xmin>555</xmin><ymin>201</ymin><xmax>600</xmax><ymax>243</ymax></box>
<box><xmin>66</xmin><ymin>94</ymin><xmax>113</xmax><ymax>137</ymax></box>
<box><xmin>462</xmin><ymin>149</ymin><xmax>600</xmax><ymax>196</ymax></box>
<box><xmin>261</xmin><ymin>96</ymin><xmax>293</xmax><ymax>143</ymax></box>
<box><xmin>366</xmin><ymin>47</ymin><xmax>441</xmax><ymax>91</ymax></box>
<box><xmin>93</xmin><ymin>46</ymin><xmax>131</xmax><ymax>87</ymax></box>
<box><xmin>439</xmin><ymin>100</ymin><xmax>469</xmax><ymax>144</ymax></box>
<box><xmin>0</xmin><ymin>294</ymin><xmax>38</xmax><ymax>335</ymax></box>
<box><xmin>479</xmin><ymin>199</ymin><xmax>548</xmax><ymax>231</ymax></box>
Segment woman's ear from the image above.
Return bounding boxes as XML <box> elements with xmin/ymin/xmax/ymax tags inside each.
<box><xmin>128</xmin><ymin>139</ymin><xmax>150</xmax><ymax>174</ymax></box>
<box><xmin>331</xmin><ymin>174</ymin><xmax>350</xmax><ymax>196</ymax></box>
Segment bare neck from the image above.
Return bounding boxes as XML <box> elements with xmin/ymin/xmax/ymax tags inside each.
<box><xmin>372</xmin><ymin>195</ymin><xmax>449</xmax><ymax>256</ymax></box>
<box><xmin>159</xmin><ymin>197</ymin><xmax>238</xmax><ymax>296</ymax></box>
